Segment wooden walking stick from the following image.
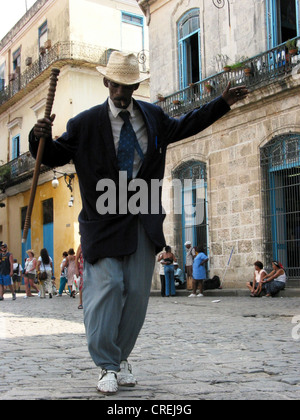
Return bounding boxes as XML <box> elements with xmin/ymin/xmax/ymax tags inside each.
<box><xmin>22</xmin><ymin>68</ymin><xmax>60</xmax><ymax>243</ymax></box>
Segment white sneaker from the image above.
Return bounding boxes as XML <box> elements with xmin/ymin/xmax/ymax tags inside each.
<box><xmin>188</xmin><ymin>293</ymin><xmax>197</xmax><ymax>297</ymax></box>
<box><xmin>97</xmin><ymin>370</ymin><xmax>118</xmax><ymax>394</ymax></box>
<box><xmin>197</xmin><ymin>293</ymin><xmax>204</xmax><ymax>297</ymax></box>
<box><xmin>117</xmin><ymin>361</ymin><xmax>137</xmax><ymax>387</ymax></box>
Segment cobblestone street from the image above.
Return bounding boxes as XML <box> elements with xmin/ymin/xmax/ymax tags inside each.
<box><xmin>0</xmin><ymin>293</ymin><xmax>299</xmax><ymax>401</ymax></box>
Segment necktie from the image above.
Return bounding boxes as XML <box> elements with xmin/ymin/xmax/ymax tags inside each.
<box><xmin>117</xmin><ymin>111</ymin><xmax>144</xmax><ymax>179</ymax></box>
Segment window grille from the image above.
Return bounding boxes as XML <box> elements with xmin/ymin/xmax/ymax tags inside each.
<box><xmin>260</xmin><ymin>133</ymin><xmax>300</xmax><ymax>278</ymax></box>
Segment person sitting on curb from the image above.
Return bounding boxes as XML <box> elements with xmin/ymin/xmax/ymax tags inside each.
<box><xmin>174</xmin><ymin>262</ymin><xmax>186</xmax><ymax>289</ymax></box>
<box><xmin>247</xmin><ymin>261</ymin><xmax>267</xmax><ymax>297</ymax></box>
<box><xmin>261</xmin><ymin>261</ymin><xmax>287</xmax><ymax>297</ymax></box>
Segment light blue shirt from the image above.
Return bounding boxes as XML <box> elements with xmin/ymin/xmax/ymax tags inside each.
<box><xmin>174</xmin><ymin>267</ymin><xmax>185</xmax><ymax>282</ymax></box>
<box><xmin>193</xmin><ymin>252</ymin><xmax>208</xmax><ymax>280</ymax></box>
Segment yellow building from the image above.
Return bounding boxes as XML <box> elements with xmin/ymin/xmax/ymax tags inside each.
<box><xmin>0</xmin><ymin>0</ymin><xmax>149</xmax><ymax>279</ymax></box>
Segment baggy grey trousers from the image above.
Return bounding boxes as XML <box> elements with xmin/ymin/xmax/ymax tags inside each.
<box><xmin>83</xmin><ymin>221</ymin><xmax>156</xmax><ymax>371</ymax></box>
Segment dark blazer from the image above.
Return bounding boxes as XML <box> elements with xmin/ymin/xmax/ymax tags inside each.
<box><xmin>29</xmin><ymin>97</ymin><xmax>230</xmax><ymax>263</ymax></box>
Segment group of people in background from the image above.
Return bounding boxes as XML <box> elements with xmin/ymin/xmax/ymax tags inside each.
<box><xmin>247</xmin><ymin>260</ymin><xmax>287</xmax><ymax>297</ymax></box>
<box><xmin>157</xmin><ymin>240</ymin><xmax>287</xmax><ymax>299</ymax></box>
<box><xmin>57</xmin><ymin>245</ymin><xmax>84</xmax><ymax>309</ymax></box>
<box><xmin>157</xmin><ymin>241</ymin><xmax>209</xmax><ymax>298</ymax></box>
<box><xmin>1</xmin><ymin>238</ymin><xmax>287</xmax><ymax>303</ymax></box>
<box><xmin>0</xmin><ymin>241</ymin><xmax>84</xmax><ymax>308</ymax></box>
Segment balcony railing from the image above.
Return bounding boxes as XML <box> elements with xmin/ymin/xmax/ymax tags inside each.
<box><xmin>156</xmin><ymin>37</ymin><xmax>300</xmax><ymax>117</ymax></box>
<box><xmin>0</xmin><ymin>152</ymin><xmax>50</xmax><ymax>193</ymax></box>
<box><xmin>0</xmin><ymin>41</ymin><xmax>149</xmax><ymax>109</ymax></box>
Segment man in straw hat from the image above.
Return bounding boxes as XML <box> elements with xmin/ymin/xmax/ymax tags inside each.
<box><xmin>29</xmin><ymin>51</ymin><xmax>248</xmax><ymax>394</ymax></box>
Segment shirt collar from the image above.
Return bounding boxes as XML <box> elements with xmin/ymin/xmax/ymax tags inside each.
<box><xmin>108</xmin><ymin>97</ymin><xmax>135</xmax><ymax>119</ymax></box>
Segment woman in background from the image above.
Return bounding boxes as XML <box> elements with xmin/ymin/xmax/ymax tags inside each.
<box><xmin>24</xmin><ymin>250</ymin><xmax>39</xmax><ymax>298</ymax></box>
<box><xmin>57</xmin><ymin>251</ymin><xmax>68</xmax><ymax>297</ymax></box>
<box><xmin>37</xmin><ymin>248</ymin><xmax>53</xmax><ymax>298</ymax></box>
<box><xmin>158</xmin><ymin>246</ymin><xmax>177</xmax><ymax>297</ymax></box>
<box><xmin>62</xmin><ymin>248</ymin><xmax>77</xmax><ymax>297</ymax></box>
<box><xmin>189</xmin><ymin>246</ymin><xmax>208</xmax><ymax>297</ymax></box>
<box><xmin>262</xmin><ymin>261</ymin><xmax>286</xmax><ymax>297</ymax></box>
<box><xmin>247</xmin><ymin>261</ymin><xmax>267</xmax><ymax>297</ymax></box>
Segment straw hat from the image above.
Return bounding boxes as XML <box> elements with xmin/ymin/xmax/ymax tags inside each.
<box><xmin>96</xmin><ymin>51</ymin><xmax>149</xmax><ymax>86</ymax></box>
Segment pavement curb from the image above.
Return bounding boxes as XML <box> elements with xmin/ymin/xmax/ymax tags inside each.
<box><xmin>150</xmin><ymin>288</ymin><xmax>300</xmax><ymax>297</ymax></box>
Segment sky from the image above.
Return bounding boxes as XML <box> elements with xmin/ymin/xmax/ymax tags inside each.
<box><xmin>0</xmin><ymin>0</ymin><xmax>37</xmax><ymax>40</ymax></box>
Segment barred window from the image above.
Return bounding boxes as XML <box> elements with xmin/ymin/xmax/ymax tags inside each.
<box><xmin>261</xmin><ymin>133</ymin><xmax>300</xmax><ymax>278</ymax></box>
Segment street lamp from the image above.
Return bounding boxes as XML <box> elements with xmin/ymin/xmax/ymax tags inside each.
<box><xmin>51</xmin><ymin>170</ymin><xmax>75</xmax><ymax>206</ymax></box>
<box><xmin>52</xmin><ymin>172</ymin><xmax>59</xmax><ymax>189</ymax></box>
<box><xmin>68</xmin><ymin>195</ymin><xmax>74</xmax><ymax>207</ymax></box>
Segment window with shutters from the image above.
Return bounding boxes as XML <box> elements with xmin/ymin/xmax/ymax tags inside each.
<box><xmin>178</xmin><ymin>9</ymin><xmax>201</xmax><ymax>89</ymax></box>
<box><xmin>266</xmin><ymin>0</ymin><xmax>299</xmax><ymax>48</ymax></box>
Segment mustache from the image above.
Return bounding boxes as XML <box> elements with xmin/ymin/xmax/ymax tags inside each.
<box><xmin>115</xmin><ymin>97</ymin><xmax>127</xmax><ymax>102</ymax></box>
<box><xmin>115</xmin><ymin>97</ymin><xmax>129</xmax><ymax>108</ymax></box>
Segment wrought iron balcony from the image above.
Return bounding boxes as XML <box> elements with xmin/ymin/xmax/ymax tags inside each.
<box><xmin>0</xmin><ymin>41</ymin><xmax>149</xmax><ymax>190</ymax></box>
<box><xmin>0</xmin><ymin>152</ymin><xmax>50</xmax><ymax>193</ymax></box>
<box><xmin>156</xmin><ymin>37</ymin><xmax>300</xmax><ymax>117</ymax></box>
<box><xmin>0</xmin><ymin>41</ymin><xmax>149</xmax><ymax>112</ymax></box>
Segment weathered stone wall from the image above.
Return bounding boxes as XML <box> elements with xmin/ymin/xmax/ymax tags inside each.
<box><xmin>161</xmin><ymin>78</ymin><xmax>300</xmax><ymax>287</ymax></box>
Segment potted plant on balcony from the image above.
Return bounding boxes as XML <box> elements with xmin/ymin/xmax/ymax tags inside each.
<box><xmin>0</xmin><ymin>165</ymin><xmax>11</xmax><ymax>189</ymax></box>
<box><xmin>244</xmin><ymin>64</ymin><xmax>253</xmax><ymax>76</ymax></box>
<box><xmin>230</xmin><ymin>62</ymin><xmax>243</xmax><ymax>71</ymax></box>
<box><xmin>44</xmin><ymin>40</ymin><xmax>52</xmax><ymax>49</ymax></box>
<box><xmin>157</xmin><ymin>93</ymin><xmax>165</xmax><ymax>102</ymax></box>
<box><xmin>205</xmin><ymin>83</ymin><xmax>213</xmax><ymax>93</ymax></box>
<box><xmin>286</xmin><ymin>39</ymin><xmax>298</xmax><ymax>55</ymax></box>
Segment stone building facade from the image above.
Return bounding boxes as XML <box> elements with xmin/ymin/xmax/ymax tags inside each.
<box><xmin>138</xmin><ymin>0</ymin><xmax>300</xmax><ymax>287</ymax></box>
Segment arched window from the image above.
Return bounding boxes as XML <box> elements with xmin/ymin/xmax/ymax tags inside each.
<box><xmin>260</xmin><ymin>133</ymin><xmax>300</xmax><ymax>278</ymax></box>
<box><xmin>178</xmin><ymin>9</ymin><xmax>201</xmax><ymax>89</ymax></box>
<box><xmin>172</xmin><ymin>160</ymin><xmax>208</xmax><ymax>268</ymax></box>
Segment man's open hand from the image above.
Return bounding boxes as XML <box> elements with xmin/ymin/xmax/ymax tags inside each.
<box><xmin>222</xmin><ymin>82</ymin><xmax>249</xmax><ymax>107</ymax></box>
